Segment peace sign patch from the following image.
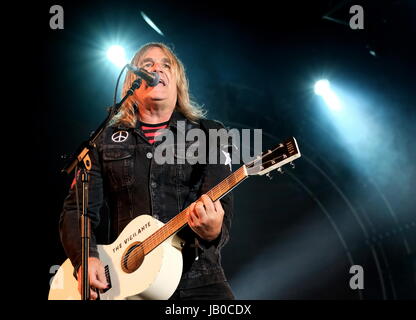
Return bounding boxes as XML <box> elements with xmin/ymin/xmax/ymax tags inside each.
<box><xmin>111</xmin><ymin>130</ymin><xmax>129</xmax><ymax>143</ymax></box>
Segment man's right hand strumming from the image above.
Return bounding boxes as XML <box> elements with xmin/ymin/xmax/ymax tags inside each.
<box><xmin>77</xmin><ymin>257</ymin><xmax>108</xmax><ymax>300</ymax></box>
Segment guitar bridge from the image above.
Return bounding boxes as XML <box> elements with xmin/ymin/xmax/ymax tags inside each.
<box><xmin>100</xmin><ymin>265</ymin><xmax>112</xmax><ymax>293</ymax></box>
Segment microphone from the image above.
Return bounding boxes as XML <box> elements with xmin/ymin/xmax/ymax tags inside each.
<box><xmin>126</xmin><ymin>64</ymin><xmax>160</xmax><ymax>87</ymax></box>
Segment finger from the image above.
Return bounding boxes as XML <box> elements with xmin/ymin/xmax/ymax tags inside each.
<box><xmin>188</xmin><ymin>201</ymin><xmax>197</xmax><ymax>219</ymax></box>
<box><xmin>90</xmin><ymin>288</ymin><xmax>98</xmax><ymax>300</ymax></box>
<box><xmin>194</xmin><ymin>200</ymin><xmax>207</xmax><ymax>220</ymax></box>
<box><xmin>188</xmin><ymin>202</ymin><xmax>196</xmax><ymax>214</ymax></box>
<box><xmin>88</xmin><ymin>261</ymin><xmax>108</xmax><ymax>290</ymax></box>
<box><xmin>96</xmin><ymin>264</ymin><xmax>108</xmax><ymax>287</ymax></box>
<box><xmin>188</xmin><ymin>209</ymin><xmax>196</xmax><ymax>227</ymax></box>
<box><xmin>90</xmin><ymin>273</ymin><xmax>108</xmax><ymax>290</ymax></box>
<box><xmin>201</xmin><ymin>195</ymin><xmax>215</xmax><ymax>214</ymax></box>
<box><xmin>213</xmin><ymin>200</ymin><xmax>225</xmax><ymax>216</ymax></box>
<box><xmin>192</xmin><ymin>203</ymin><xmax>200</xmax><ymax>220</ymax></box>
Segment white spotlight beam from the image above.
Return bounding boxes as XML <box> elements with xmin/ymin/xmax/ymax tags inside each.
<box><xmin>314</xmin><ymin>80</ymin><xmax>342</xmax><ymax>111</ymax></box>
<box><xmin>107</xmin><ymin>45</ymin><xmax>127</xmax><ymax>68</ymax></box>
<box><xmin>141</xmin><ymin>11</ymin><xmax>164</xmax><ymax>36</ymax></box>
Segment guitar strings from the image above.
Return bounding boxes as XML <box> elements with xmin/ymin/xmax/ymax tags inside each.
<box><xmin>119</xmin><ymin>169</ymin><xmax>244</xmax><ymax>267</ymax></box>
<box><xmin>120</xmin><ymin>144</ymin><xmax>295</xmax><ymax>266</ymax></box>
<box><xmin>119</xmin><ymin>155</ymin><xmax>289</xmax><ymax>267</ymax></box>
<box><xmin>246</xmin><ymin>155</ymin><xmax>286</xmax><ymax>175</ymax></box>
<box><xmin>119</xmin><ymin>166</ymin><xmax>247</xmax><ymax>267</ymax></box>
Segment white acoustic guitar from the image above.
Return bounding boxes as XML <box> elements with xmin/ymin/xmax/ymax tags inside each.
<box><xmin>49</xmin><ymin>137</ymin><xmax>301</xmax><ymax>300</ymax></box>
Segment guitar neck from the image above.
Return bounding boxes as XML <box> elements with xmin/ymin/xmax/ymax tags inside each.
<box><xmin>141</xmin><ymin>165</ymin><xmax>249</xmax><ymax>255</ymax></box>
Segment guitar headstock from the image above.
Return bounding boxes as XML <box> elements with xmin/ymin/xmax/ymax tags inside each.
<box><xmin>245</xmin><ymin>137</ymin><xmax>301</xmax><ymax>176</ymax></box>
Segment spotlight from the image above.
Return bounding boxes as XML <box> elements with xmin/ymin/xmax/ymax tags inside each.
<box><xmin>314</xmin><ymin>79</ymin><xmax>330</xmax><ymax>96</ymax></box>
<box><xmin>314</xmin><ymin>79</ymin><xmax>342</xmax><ymax>111</ymax></box>
<box><xmin>107</xmin><ymin>45</ymin><xmax>127</xmax><ymax>68</ymax></box>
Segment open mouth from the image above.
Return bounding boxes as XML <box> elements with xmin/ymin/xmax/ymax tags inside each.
<box><xmin>158</xmin><ymin>78</ymin><xmax>166</xmax><ymax>86</ymax></box>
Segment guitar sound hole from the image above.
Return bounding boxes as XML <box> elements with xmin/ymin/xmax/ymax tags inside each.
<box><xmin>121</xmin><ymin>241</ymin><xmax>145</xmax><ymax>274</ymax></box>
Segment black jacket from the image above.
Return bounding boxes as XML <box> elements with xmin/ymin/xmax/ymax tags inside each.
<box><xmin>59</xmin><ymin>111</ymin><xmax>233</xmax><ymax>289</ymax></box>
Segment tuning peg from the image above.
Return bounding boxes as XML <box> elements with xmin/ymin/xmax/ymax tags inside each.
<box><xmin>290</xmin><ymin>162</ymin><xmax>295</xmax><ymax>169</ymax></box>
<box><xmin>277</xmin><ymin>167</ymin><xmax>284</xmax><ymax>174</ymax></box>
<box><xmin>266</xmin><ymin>172</ymin><xmax>273</xmax><ymax>180</ymax></box>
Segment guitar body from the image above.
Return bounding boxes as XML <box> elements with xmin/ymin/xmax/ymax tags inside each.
<box><xmin>48</xmin><ymin>214</ymin><xmax>184</xmax><ymax>300</ymax></box>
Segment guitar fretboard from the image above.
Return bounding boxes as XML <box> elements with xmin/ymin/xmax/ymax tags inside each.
<box><xmin>141</xmin><ymin>165</ymin><xmax>248</xmax><ymax>255</ymax></box>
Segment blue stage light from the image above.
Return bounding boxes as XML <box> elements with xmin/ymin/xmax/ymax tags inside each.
<box><xmin>106</xmin><ymin>45</ymin><xmax>127</xmax><ymax>68</ymax></box>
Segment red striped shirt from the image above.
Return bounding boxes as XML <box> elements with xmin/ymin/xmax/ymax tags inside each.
<box><xmin>140</xmin><ymin>121</ymin><xmax>169</xmax><ymax>144</ymax></box>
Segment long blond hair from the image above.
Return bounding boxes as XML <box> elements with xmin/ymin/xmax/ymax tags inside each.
<box><xmin>111</xmin><ymin>42</ymin><xmax>206</xmax><ymax>127</ymax></box>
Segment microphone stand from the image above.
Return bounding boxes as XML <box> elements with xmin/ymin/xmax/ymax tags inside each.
<box><xmin>62</xmin><ymin>78</ymin><xmax>142</xmax><ymax>300</ymax></box>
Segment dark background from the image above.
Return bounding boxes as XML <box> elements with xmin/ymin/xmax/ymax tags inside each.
<box><xmin>21</xmin><ymin>0</ymin><xmax>415</xmax><ymax>300</ymax></box>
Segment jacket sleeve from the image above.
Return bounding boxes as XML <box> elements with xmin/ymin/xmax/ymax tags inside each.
<box><xmin>59</xmin><ymin>145</ymin><xmax>104</xmax><ymax>276</ymax></box>
<box><xmin>197</xmin><ymin>120</ymin><xmax>234</xmax><ymax>252</ymax></box>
